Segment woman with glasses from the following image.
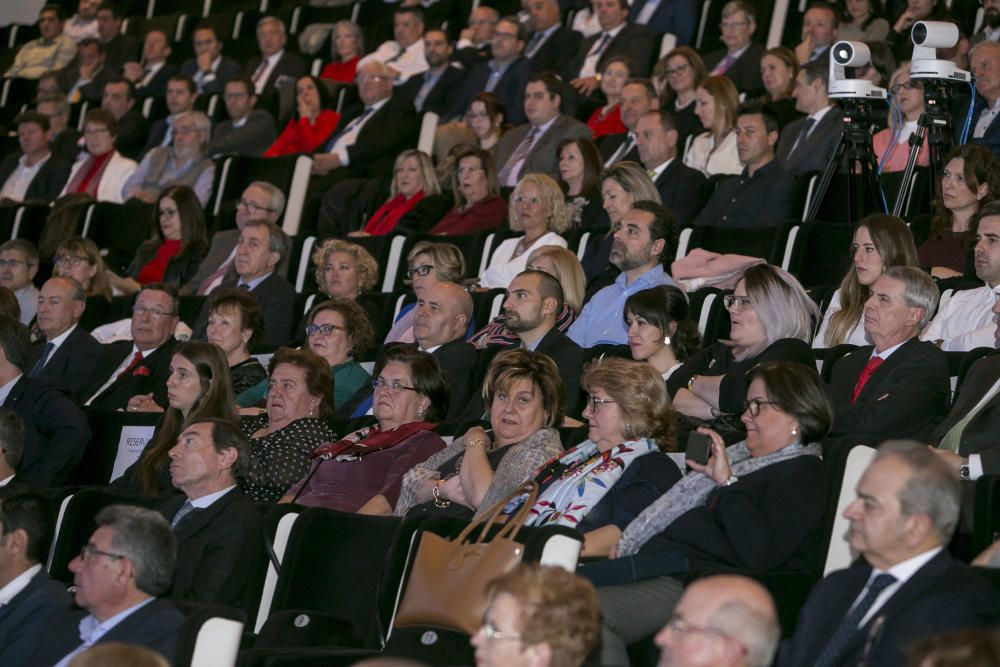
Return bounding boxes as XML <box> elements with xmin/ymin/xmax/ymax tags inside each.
<box><xmin>241</xmin><ymin>347</ymin><xmax>337</xmax><ymax>502</ymax></box>
<box><xmin>396</xmin><ymin>349</ymin><xmax>564</xmax><ymax>520</ymax></box>
<box><xmin>204</xmin><ymin>288</ymin><xmax>267</xmax><ymax>396</ymax></box>
<box><xmin>587</xmin><ymin>57</ymin><xmax>632</xmax><ymax>140</ymax></box>
<box><xmin>683</xmin><ymin>75</ymin><xmax>741</xmax><ymax>177</ymax></box>
<box><xmin>873</xmin><ymin>64</ymin><xmax>929</xmax><ymax>173</ymax></box>
<box><xmin>597</xmin><ymin>361</ymin><xmax>832</xmax><ymax>666</ymax></box>
<box><xmin>346</xmin><ymin>150</ymin><xmax>449</xmax><ymax>237</ymax></box>
<box><xmin>54</xmin><ymin>236</ymin><xmax>113</xmax><ymax>301</ymax></box>
<box><xmin>107</xmin><ymin>185</ymin><xmax>208</xmax><ymax>295</ymax></box>
<box><xmin>429</xmin><ymin>147</ymin><xmax>507</xmax><ymax>235</ymax></box>
<box><xmin>59</xmin><ymin>108</ymin><xmax>137</xmax><ymax>203</ymax></box>
<box><xmin>464</xmin><ymin>93</ymin><xmax>508</xmax><ymax>155</ymax></box>
<box><xmin>521</xmin><ymin>357</ymin><xmax>681</xmax><ymax>558</ymax></box>
<box><xmin>654</xmin><ymin>48</ymin><xmax>708</xmax><ymax>161</ymax></box>
<box><xmin>264</xmin><ymin>75</ymin><xmax>341</xmax><ymax>157</ymax></box>
<box><xmin>669</xmin><ymin>264</ymin><xmax>817</xmax><ymax>422</ymax></box>
<box><xmin>112</xmin><ymin>341</ymin><xmax>239</xmax><ymax>496</ymax></box>
<box><xmin>385</xmin><ymin>241</ymin><xmax>467</xmax><ymax>343</ymax></box>
<box><xmin>280</xmin><ymin>346</ymin><xmax>447</xmax><ymax>512</ymax></box>
<box><xmin>758</xmin><ymin>46</ymin><xmax>803</xmax><ymax>129</ymax></box>
<box><xmin>479</xmin><ymin>174</ymin><xmax>569</xmax><ymax>289</ymax></box>
<box><xmin>625</xmin><ymin>285</ymin><xmax>701</xmax><ymax>381</ymax></box>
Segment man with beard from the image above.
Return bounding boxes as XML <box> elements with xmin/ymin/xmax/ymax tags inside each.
<box><xmin>396</xmin><ymin>29</ymin><xmax>466</xmax><ymax>116</ymax></box>
<box><xmin>972</xmin><ymin>0</ymin><xmax>1000</xmax><ymax>46</ymax></box>
<box><xmin>569</xmin><ymin>201</ymin><xmax>675</xmax><ymax>347</ymax></box>
<box><xmin>122</xmin><ymin>111</ymin><xmax>215</xmax><ymax>206</ymax></box>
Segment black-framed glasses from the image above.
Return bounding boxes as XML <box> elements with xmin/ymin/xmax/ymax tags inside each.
<box><xmin>236</xmin><ymin>198</ymin><xmax>275</xmax><ymax>215</ymax></box>
<box><xmin>406</xmin><ymin>264</ymin><xmax>434</xmax><ymax>279</ymax></box>
<box><xmin>723</xmin><ymin>294</ymin><xmax>753</xmax><ymax>312</ymax></box>
<box><xmin>306</xmin><ymin>323</ymin><xmax>346</xmax><ymax>336</ymax></box>
<box><xmin>890</xmin><ymin>80</ymin><xmax>922</xmax><ymax>94</ymax></box>
<box><xmin>664</xmin><ymin>616</ymin><xmax>748</xmax><ymax>654</ymax></box>
<box><xmin>79</xmin><ymin>544</ymin><xmax>126</xmax><ymax>563</ymax></box>
<box><xmin>480</xmin><ymin>620</ymin><xmax>522</xmax><ymax>642</ymax></box>
<box><xmin>372</xmin><ymin>377</ymin><xmax>417</xmax><ymax>393</ymax></box>
<box><xmin>743</xmin><ymin>398</ymin><xmax>779</xmax><ymax>417</ymax></box>
<box><xmin>54</xmin><ymin>254</ymin><xmax>87</xmax><ymax>267</ymax></box>
<box><xmin>586</xmin><ymin>395</ymin><xmax>617</xmax><ymax>412</ymax></box>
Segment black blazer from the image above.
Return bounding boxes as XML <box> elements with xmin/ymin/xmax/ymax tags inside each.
<box><xmin>776</xmin><ymin>105</ymin><xmax>844</xmax><ymax>176</ymax></box>
<box><xmin>103</xmin><ymin>33</ymin><xmax>139</xmax><ymax>74</ymax></box>
<box><xmin>243</xmin><ymin>51</ymin><xmax>308</xmax><ymax>95</ymax></box>
<box><xmin>778</xmin><ymin>551</ymin><xmax>999</xmax><ymax>667</ymax></box>
<box><xmin>566</xmin><ymin>23</ymin><xmax>656</xmax><ymax>81</ymax></box>
<box><xmin>828</xmin><ymin>338</ymin><xmax>950</xmax><ymax>443</ymax></box>
<box><xmin>195</xmin><ymin>273</ymin><xmax>296</xmax><ymax>348</ymax></box>
<box><xmin>452</xmin><ymin>43</ymin><xmax>491</xmax><ymax>70</ymax></box>
<box><xmin>142</xmin><ymin>117</ymin><xmax>170</xmax><ymax>155</ymax></box>
<box><xmin>180</xmin><ymin>54</ymin><xmax>243</xmax><ymax>96</ymax></box>
<box><xmin>527</xmin><ymin>26</ymin><xmax>582</xmax><ymax>74</ymax></box>
<box><xmin>57</xmin><ymin>63</ymin><xmax>116</xmax><ymax>104</ymax></box>
<box><xmin>4</xmin><ymin>376</ymin><xmax>90</xmax><ymax>487</ymax></box>
<box><xmin>432</xmin><ymin>338</ymin><xmax>478</xmax><ymax>421</ymax></box>
<box><xmin>0</xmin><ymin>153</ymin><xmax>71</xmax><ymax>203</ymax></box>
<box><xmin>84</xmin><ymin>337</ymin><xmax>179</xmax><ymax>411</ymax></box>
<box><xmin>628</xmin><ymin>0</ymin><xmax>698</xmax><ymax>44</ymax></box>
<box><xmin>135</xmin><ymin>62</ymin><xmax>178</xmax><ymax>99</ymax></box>
<box><xmin>597</xmin><ymin>132</ymin><xmax>639</xmax><ymax>164</ymax></box>
<box><xmin>703</xmin><ymin>42</ymin><xmax>767</xmax><ymax>97</ymax></box>
<box><xmin>31</xmin><ymin>597</ymin><xmax>185</xmax><ymax>666</ymax></box>
<box><xmin>25</xmin><ymin>324</ymin><xmax>103</xmax><ymax>400</ymax></box>
<box><xmin>0</xmin><ymin>568</ymin><xmax>72</xmax><ymax>667</ymax></box>
<box><xmin>51</xmin><ymin>129</ymin><xmax>83</xmax><ymax>164</ymax></box>
<box><xmin>395</xmin><ymin>64</ymin><xmax>467</xmax><ymax>116</ymax></box>
<box><xmin>932</xmin><ymin>355</ymin><xmax>1000</xmax><ymax>474</ymax></box>
<box><xmin>535</xmin><ymin>327</ymin><xmax>583</xmax><ymax>416</ymax></box>
<box><xmin>158</xmin><ymin>488</ymin><xmax>265</xmax><ymax>613</ymax></box>
<box><xmin>653</xmin><ymin>158</ymin><xmax>706</xmax><ymax>225</ymax></box>
<box><xmin>447</xmin><ymin>56</ymin><xmax>532</xmax><ymax>125</ymax></box>
<box><xmin>209</xmin><ymin>109</ymin><xmax>278</xmax><ymax>157</ymax></box>
<box><xmin>970</xmin><ymin>95</ymin><xmax>1000</xmax><ymax>160</ymax></box>
<box><xmin>320</xmin><ymin>100</ymin><xmax>418</xmax><ymax>180</ymax></box>
<box><xmin>116</xmin><ymin>108</ymin><xmax>150</xmax><ymax>161</ymax></box>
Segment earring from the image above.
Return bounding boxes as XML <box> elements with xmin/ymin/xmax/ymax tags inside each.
<box><xmin>624</xmin><ymin>423</ymin><xmax>635</xmax><ymax>439</ymax></box>
<box><xmin>417</xmin><ymin>408</ymin><xmax>425</xmax><ymax>418</ymax></box>
<box><xmin>663</xmin><ymin>335</ymin><xmax>671</xmax><ymax>346</ymax></box>
<box><xmin>790</xmin><ymin>427</ymin><xmax>798</xmax><ymax>438</ymax></box>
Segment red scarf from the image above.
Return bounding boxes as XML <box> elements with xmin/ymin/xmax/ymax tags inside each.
<box><xmin>364</xmin><ymin>191</ymin><xmax>425</xmax><ymax>235</ymax></box>
<box><xmin>311</xmin><ymin>420</ymin><xmax>436</xmax><ymax>460</ymax></box>
<box><xmin>67</xmin><ymin>151</ymin><xmax>113</xmax><ymax>197</ymax></box>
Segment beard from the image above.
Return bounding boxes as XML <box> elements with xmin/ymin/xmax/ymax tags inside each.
<box><xmin>611</xmin><ymin>242</ymin><xmax>652</xmax><ymax>273</ymax></box>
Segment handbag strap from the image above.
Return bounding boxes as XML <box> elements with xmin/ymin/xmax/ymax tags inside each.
<box><xmin>458</xmin><ymin>480</ymin><xmax>539</xmax><ymax>545</ymax></box>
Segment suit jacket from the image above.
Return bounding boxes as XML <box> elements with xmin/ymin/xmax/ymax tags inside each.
<box><xmin>0</xmin><ymin>153</ymin><xmax>71</xmax><ymax>203</ymax></box>
<box><xmin>448</xmin><ymin>56</ymin><xmax>532</xmax><ymax>125</ymax></box>
<box><xmin>778</xmin><ymin>551</ymin><xmax>998</xmax><ymax>667</ymax></box>
<box><xmin>452</xmin><ymin>43</ymin><xmax>491</xmax><ymax>70</ymax></box>
<box><xmin>116</xmin><ymin>108</ymin><xmax>150</xmax><ymax>161</ymax></box>
<box><xmin>703</xmin><ymin>42</ymin><xmax>766</xmax><ymax>97</ymax></box>
<box><xmin>158</xmin><ymin>488</ymin><xmax>265</xmax><ymax>612</ymax></box>
<box><xmin>142</xmin><ymin>117</ymin><xmax>170</xmax><ymax>156</ymax></box>
<box><xmin>527</xmin><ymin>26</ymin><xmax>582</xmax><ymax>74</ymax></box>
<box><xmin>0</xmin><ymin>568</ymin><xmax>72</xmax><ymax>667</ymax></box>
<box><xmin>102</xmin><ymin>33</ymin><xmax>139</xmax><ymax>74</ymax></box>
<box><xmin>195</xmin><ymin>273</ymin><xmax>296</xmax><ymax>348</ymax></box>
<box><xmin>932</xmin><ymin>355</ymin><xmax>1000</xmax><ymax>474</ymax></box>
<box><xmin>243</xmin><ymin>51</ymin><xmax>308</xmax><ymax>95</ymax></box>
<box><xmin>321</xmin><ymin>99</ymin><xmax>418</xmax><ymax>180</ymax></box>
<box><xmin>431</xmin><ymin>338</ymin><xmax>478</xmax><ymax>421</ymax></box>
<box><xmin>180</xmin><ymin>54</ymin><xmax>243</xmax><ymax>96</ymax></box>
<box><xmin>179</xmin><ymin>229</ymin><xmax>292</xmax><ymax>295</ymax></box>
<box><xmin>566</xmin><ymin>23</ymin><xmax>656</xmax><ymax>81</ymax></box>
<box><xmin>535</xmin><ymin>327</ymin><xmax>583</xmax><ymax>416</ymax></box>
<box><xmin>628</xmin><ymin>0</ymin><xmax>697</xmax><ymax>45</ymax></box>
<box><xmin>970</xmin><ymin>95</ymin><xmax>1000</xmax><ymax>160</ymax></box>
<box><xmin>653</xmin><ymin>158</ymin><xmax>706</xmax><ymax>225</ymax></box>
<box><xmin>495</xmin><ymin>114</ymin><xmax>591</xmax><ymax>183</ymax></box>
<box><xmin>25</xmin><ymin>324</ymin><xmax>103</xmax><ymax>400</ymax></box>
<box><xmin>395</xmin><ymin>64</ymin><xmax>467</xmax><ymax>116</ymax></box>
<box><xmin>56</xmin><ymin>63</ymin><xmax>115</xmax><ymax>104</ymax></box>
<box><xmin>209</xmin><ymin>109</ymin><xmax>278</xmax><ymax>157</ymax></box>
<box><xmin>31</xmin><ymin>597</ymin><xmax>185</xmax><ymax>666</ymax></box>
<box><xmin>135</xmin><ymin>62</ymin><xmax>178</xmax><ymax>99</ymax></box>
<box><xmin>83</xmin><ymin>337</ymin><xmax>179</xmax><ymax>411</ymax></box>
<box><xmin>597</xmin><ymin>132</ymin><xmax>639</xmax><ymax>164</ymax></box>
<box><xmin>776</xmin><ymin>105</ymin><xmax>844</xmax><ymax>176</ymax></box>
<box><xmin>51</xmin><ymin>129</ymin><xmax>83</xmax><ymax>164</ymax></box>
<box><xmin>828</xmin><ymin>338</ymin><xmax>950</xmax><ymax>443</ymax></box>
<box><xmin>4</xmin><ymin>376</ymin><xmax>90</xmax><ymax>487</ymax></box>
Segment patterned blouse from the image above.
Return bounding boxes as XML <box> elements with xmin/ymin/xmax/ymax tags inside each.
<box><xmin>240</xmin><ymin>414</ymin><xmax>336</xmax><ymax>502</ymax></box>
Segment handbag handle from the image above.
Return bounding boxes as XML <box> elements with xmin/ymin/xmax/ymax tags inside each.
<box><xmin>453</xmin><ymin>480</ymin><xmax>539</xmax><ymax>547</ymax></box>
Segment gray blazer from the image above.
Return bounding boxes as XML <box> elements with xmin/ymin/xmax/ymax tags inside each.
<box><xmin>494</xmin><ymin>114</ymin><xmax>591</xmax><ymax>183</ymax></box>
<box><xmin>179</xmin><ymin>228</ymin><xmax>291</xmax><ymax>295</ymax></box>
<box><xmin>775</xmin><ymin>105</ymin><xmax>844</xmax><ymax>176</ymax></box>
<box><xmin>209</xmin><ymin>109</ymin><xmax>278</xmax><ymax>157</ymax></box>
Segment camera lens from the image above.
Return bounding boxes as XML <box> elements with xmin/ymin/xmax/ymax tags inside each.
<box><xmin>833</xmin><ymin>44</ymin><xmax>853</xmax><ymax>65</ymax></box>
<box><xmin>912</xmin><ymin>22</ymin><xmax>927</xmax><ymax>45</ymax></box>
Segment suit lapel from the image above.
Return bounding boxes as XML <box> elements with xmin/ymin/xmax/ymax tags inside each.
<box><xmin>854</xmin><ymin>339</ymin><xmax>917</xmax><ymax>403</ymax></box>
<box><xmin>172</xmin><ymin>490</ymin><xmax>240</xmax><ymax>543</ymax></box>
<box><xmin>803</xmin><ymin>560</ymin><xmax>873</xmax><ymax>659</ymax></box>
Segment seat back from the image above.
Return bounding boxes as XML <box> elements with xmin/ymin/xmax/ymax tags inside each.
<box><xmin>690</xmin><ymin>223</ymin><xmax>792</xmax><ymax>265</ymax></box>
<box><xmin>824</xmin><ymin>445</ymin><xmax>876</xmax><ymax>575</ymax></box>
<box><xmin>210</xmin><ymin>154</ymin><xmax>314</xmax><ymax>236</ymax></box>
<box><xmin>254</xmin><ymin>507</ymin><xmax>302</xmax><ymax>633</ymax></box>
<box><xmin>73</xmin><ymin>410</ymin><xmax>160</xmax><ymax>486</ymax></box>
<box><xmin>786</xmin><ymin>220</ymin><xmax>853</xmax><ymax>290</ymax></box>
<box><xmin>174</xmin><ymin>603</ymin><xmax>246</xmax><ymax>667</ymax></box>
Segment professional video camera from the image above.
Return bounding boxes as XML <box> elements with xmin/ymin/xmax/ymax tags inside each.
<box><xmin>828</xmin><ymin>41</ymin><xmax>888</xmax><ymax>101</ymax></box>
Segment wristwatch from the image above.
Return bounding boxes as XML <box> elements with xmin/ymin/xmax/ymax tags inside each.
<box><xmin>721</xmin><ymin>474</ymin><xmax>739</xmax><ymax>487</ymax></box>
<box><xmin>960</xmin><ymin>459</ymin><xmax>971</xmax><ymax>481</ymax></box>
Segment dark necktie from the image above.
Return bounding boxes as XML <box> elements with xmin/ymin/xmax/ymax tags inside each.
<box><xmin>30</xmin><ymin>342</ymin><xmax>54</xmax><ymax>377</ymax></box>
<box><xmin>171</xmin><ymin>499</ymin><xmax>195</xmax><ymax>528</ymax></box>
<box><xmin>324</xmin><ymin>107</ymin><xmax>374</xmax><ymax>152</ymax></box>
<box><xmin>851</xmin><ymin>355</ymin><xmax>884</xmax><ymax>404</ymax></box>
<box><xmin>814</xmin><ymin>573</ymin><xmax>896</xmax><ymax>667</ymax></box>
<box><xmin>788</xmin><ymin>117</ymin><xmax>816</xmax><ymax>158</ymax></box>
<box><xmin>526</xmin><ymin>31</ymin><xmax>544</xmax><ymax>55</ymax></box>
<box><xmin>589</xmin><ymin>32</ymin><xmax>611</xmax><ymax>57</ymax></box>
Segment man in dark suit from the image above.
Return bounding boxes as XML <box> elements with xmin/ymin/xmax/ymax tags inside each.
<box><xmin>566</xmin><ymin>0</ymin><xmax>655</xmax><ymax>98</ymax></box>
<box><xmin>0</xmin><ymin>111</ymin><xmax>71</xmax><ymax>204</ymax></box>
<box><xmin>101</xmin><ymin>78</ymin><xmax>147</xmax><ymax>161</ymax></box>
<box><xmin>969</xmin><ymin>41</ymin><xmax>1000</xmax><ymax>159</ymax></box>
<box><xmin>141</xmin><ymin>74</ymin><xmax>197</xmax><ymax>156</ymax></box>
<box><xmin>778</xmin><ymin>442</ymin><xmax>997</xmax><ymax>667</ymax></box>
<box><xmin>794</xmin><ymin>1</ymin><xmax>838</xmax><ymax>65</ymax></box>
<box><xmin>83</xmin><ymin>284</ymin><xmax>179</xmax><ymax>411</ymax></box>
<box><xmin>123</xmin><ymin>29</ymin><xmax>177</xmax><ymax>99</ymax></box>
<box><xmin>26</xmin><ymin>277</ymin><xmax>102</xmax><ymax>401</ymax></box>
<box><xmin>828</xmin><ymin>267</ymin><xmax>950</xmax><ymax>443</ymax></box>
<box><xmin>182</xmin><ymin>181</ymin><xmax>287</xmax><ymax>295</ymax></box>
<box><xmin>629</xmin><ymin>0</ymin><xmax>697</xmax><ymax>45</ymax></box>
<box><xmin>635</xmin><ymin>110</ymin><xmax>706</xmax><ymax>225</ymax></box>
<box><xmin>414</xmin><ymin>282</ymin><xmax>478</xmax><ymax>421</ymax></box>
<box><xmin>523</xmin><ymin>0</ymin><xmax>582</xmax><ymax>74</ymax></box>
<box><xmin>57</xmin><ymin>38</ymin><xmax>115</xmax><ymax>105</ymax></box>
<box><xmin>495</xmin><ymin>72</ymin><xmax>591</xmax><ymax>187</ymax></box>
<box><xmin>452</xmin><ymin>6</ymin><xmax>497</xmax><ymax>70</ymax></box>
<box><xmin>0</xmin><ymin>409</ymin><xmax>23</xmax><ymax>489</ymax></box>
<box><xmin>208</xmin><ymin>77</ymin><xmax>277</xmax><ymax>157</ymax></box>
<box><xmin>159</xmin><ymin>419</ymin><xmax>264</xmax><ymax>612</ymax></box>
<box><xmin>396</xmin><ymin>30</ymin><xmax>467</xmax><ymax>116</ymax></box>
<box><xmin>31</xmin><ymin>505</ymin><xmax>185</xmax><ymax>666</ymax></box>
<box><xmin>179</xmin><ymin>24</ymin><xmax>243</xmax><ymax>96</ymax></box>
<box><xmin>0</xmin><ymin>315</ymin><xmax>89</xmax><ymax>487</ymax></box>
<box><xmin>244</xmin><ymin>16</ymin><xmax>307</xmax><ymax>98</ymax></box>
<box><xmin>775</xmin><ymin>59</ymin><xmax>843</xmax><ymax>176</ymax></box>
<box><xmin>36</xmin><ymin>95</ymin><xmax>82</xmax><ymax>165</ymax></box>
<box><xmin>701</xmin><ymin>1</ymin><xmax>766</xmax><ymax>97</ymax></box>
<box><xmin>0</xmin><ymin>492</ymin><xmax>73</xmax><ymax>667</ymax></box>
<box><xmin>95</xmin><ymin>3</ymin><xmax>138</xmax><ymax>74</ymax></box>
<box><xmin>930</xmin><ymin>352</ymin><xmax>1000</xmax><ymax>481</ymax></box>
<box><xmin>598</xmin><ymin>78</ymin><xmax>659</xmax><ymax>167</ymax></box>
<box><xmin>195</xmin><ymin>220</ymin><xmax>295</xmax><ymax>348</ymax></box>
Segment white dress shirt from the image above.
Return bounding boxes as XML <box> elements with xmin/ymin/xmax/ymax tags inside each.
<box><xmin>329</xmin><ymin>97</ymin><xmax>389</xmax><ymax>166</ymax></box>
<box><xmin>0</xmin><ymin>563</ymin><xmax>41</xmax><ymax>606</ymax></box>
<box><xmin>920</xmin><ymin>283</ymin><xmax>1000</xmax><ymax>351</ymax></box>
<box><xmin>578</xmin><ymin>23</ymin><xmax>625</xmax><ymax>79</ymax></box>
<box><xmin>0</xmin><ymin>153</ymin><xmax>50</xmax><ymax>202</ymax></box>
<box><xmin>360</xmin><ymin>39</ymin><xmax>428</xmax><ymax>84</ymax></box>
<box><xmin>853</xmin><ymin>547</ymin><xmax>943</xmax><ymax>627</ymax></box>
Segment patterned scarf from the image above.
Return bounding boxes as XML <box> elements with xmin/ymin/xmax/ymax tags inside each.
<box><xmin>310</xmin><ymin>420</ymin><xmax>436</xmax><ymax>461</ymax></box>
<box><xmin>525</xmin><ymin>438</ymin><xmax>658</xmax><ymax>527</ymax></box>
<box><xmin>616</xmin><ymin>440</ymin><xmax>822</xmax><ymax>556</ymax></box>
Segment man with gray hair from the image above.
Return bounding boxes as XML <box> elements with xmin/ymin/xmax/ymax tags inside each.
<box><xmin>244</xmin><ymin>16</ymin><xmax>307</xmax><ymax>96</ymax></box>
<box><xmin>123</xmin><ymin>110</ymin><xmax>215</xmax><ymax>206</ymax></box>
<box><xmin>31</xmin><ymin>505</ymin><xmax>184</xmax><ymax>665</ymax></box>
<box><xmin>778</xmin><ymin>441</ymin><xmax>997</xmax><ymax>667</ymax></box>
<box><xmin>828</xmin><ymin>266</ymin><xmax>950</xmax><ymax>443</ymax></box>
<box><xmin>654</xmin><ymin>574</ymin><xmax>779</xmax><ymax>667</ymax></box>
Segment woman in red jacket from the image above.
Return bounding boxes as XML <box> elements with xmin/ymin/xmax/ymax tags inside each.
<box><xmin>265</xmin><ymin>75</ymin><xmax>341</xmax><ymax>157</ymax></box>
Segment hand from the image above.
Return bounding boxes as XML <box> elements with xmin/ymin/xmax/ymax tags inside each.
<box><xmin>346</xmin><ymin>230</ymin><xmax>370</xmax><ymax>237</ymax></box>
<box><xmin>311</xmin><ymin>153</ymin><xmax>341</xmax><ymax>174</ymax></box>
<box><xmin>927</xmin><ymin>446</ymin><xmax>964</xmax><ymax>475</ymax></box>
<box><xmin>794</xmin><ymin>34</ymin><xmax>813</xmax><ymax>64</ymax></box>
<box><xmin>126</xmin><ymin>393</ymin><xmax>163</xmax><ymax>413</ymax></box>
<box><xmin>440</xmin><ymin>474</ymin><xmax>470</xmax><ymax>506</ymax></box>
<box><xmin>196</xmin><ymin>51</ymin><xmax>213</xmax><ymax>73</ymax></box>
<box><xmin>974</xmin><ymin>538</ymin><xmax>1000</xmax><ymax>566</ymax></box>
<box><xmin>893</xmin><ymin>9</ymin><xmax>916</xmax><ymax>33</ymax></box>
<box><xmin>931</xmin><ymin>266</ymin><xmax>963</xmax><ymax>280</ymax></box>
<box><xmin>460</xmin><ymin>27</ymin><xmax>474</xmax><ymax>42</ymax></box>
<box><xmin>297</xmin><ymin>100</ymin><xmax>312</xmax><ymax>121</ymax></box>
<box><xmin>462</xmin><ymin>426</ymin><xmax>491</xmax><ymax>451</ymax></box>
<box><xmin>685</xmin><ymin>428</ymin><xmax>733</xmax><ymax>484</ymax></box>
<box><xmin>238</xmin><ymin>406</ymin><xmax>266</xmax><ymax>416</ymax></box>
<box><xmin>571</xmin><ymin>76</ymin><xmax>599</xmax><ymax>97</ymax></box>
<box><xmin>131</xmin><ymin>191</ymin><xmax>157</xmax><ymax>204</ymax></box>
<box><xmin>609</xmin><ymin>544</ymin><xmax>619</xmax><ymax>559</ymax></box>
<box><xmin>122</xmin><ymin>62</ymin><xmax>143</xmax><ymax>82</ymax></box>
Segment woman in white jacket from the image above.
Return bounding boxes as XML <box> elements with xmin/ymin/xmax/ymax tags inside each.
<box><xmin>60</xmin><ymin>108</ymin><xmax>136</xmax><ymax>204</ymax></box>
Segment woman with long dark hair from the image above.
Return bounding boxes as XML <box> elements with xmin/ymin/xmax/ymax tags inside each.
<box><xmin>265</xmin><ymin>75</ymin><xmax>341</xmax><ymax>157</ymax></box>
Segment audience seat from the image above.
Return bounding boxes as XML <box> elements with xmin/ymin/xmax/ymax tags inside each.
<box><xmin>83</xmin><ymin>200</ymin><xmax>157</xmax><ymax>274</ymax></box>
<box><xmin>688</xmin><ymin>222</ymin><xmax>793</xmax><ymax>266</ymax></box>
<box><xmin>210</xmin><ymin>154</ymin><xmax>314</xmax><ymax>236</ymax></box>
<box><xmin>174</xmin><ymin>602</ymin><xmax>246</xmax><ymax>667</ymax></box>
<box><xmin>0</xmin><ymin>203</ymin><xmax>51</xmax><ymax>247</ymax></box>
<box><xmin>784</xmin><ymin>220</ymin><xmax>853</xmax><ymax>290</ymax></box>
<box><xmin>73</xmin><ymin>410</ymin><xmax>160</xmax><ymax>486</ymax></box>
<box><xmin>687</xmin><ymin>287</ymin><xmax>730</xmax><ymax>346</ymax></box>
<box><xmin>123</xmin><ymin>14</ymin><xmax>188</xmax><ymax>44</ymax></box>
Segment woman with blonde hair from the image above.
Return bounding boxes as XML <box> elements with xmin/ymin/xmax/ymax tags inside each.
<box><xmin>349</xmin><ymin>150</ymin><xmax>446</xmax><ymax>237</ymax></box>
<box><xmin>683</xmin><ymin>75</ymin><xmax>741</xmax><ymax>176</ymax></box>
<box><xmin>320</xmin><ymin>20</ymin><xmax>365</xmax><ymax>83</ymax></box>
<box><xmin>386</xmin><ymin>241</ymin><xmax>467</xmax><ymax>343</ymax></box>
<box><xmin>873</xmin><ymin>64</ymin><xmax>929</xmax><ymax>173</ymax></box>
<box><xmin>479</xmin><ymin>173</ymin><xmax>569</xmax><ymax>289</ymax></box>
<box><xmin>54</xmin><ymin>236</ymin><xmax>112</xmax><ymax>301</ymax></box>
<box><xmin>311</xmin><ymin>238</ymin><xmax>379</xmax><ymax>299</ymax></box>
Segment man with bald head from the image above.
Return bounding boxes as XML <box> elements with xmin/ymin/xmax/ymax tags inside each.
<box><xmin>655</xmin><ymin>575</ymin><xmax>779</xmax><ymax>667</ymax></box>
<box><xmin>413</xmin><ymin>281</ymin><xmax>477</xmax><ymax>421</ymax></box>
<box><xmin>970</xmin><ymin>40</ymin><xmax>1000</xmax><ymax>159</ymax></box>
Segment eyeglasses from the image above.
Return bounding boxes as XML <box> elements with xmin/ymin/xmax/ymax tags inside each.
<box><xmin>664</xmin><ymin>616</ymin><xmax>748</xmax><ymax>654</ymax></box>
<box><xmin>480</xmin><ymin>621</ymin><xmax>522</xmax><ymax>642</ymax></box>
<box><xmin>372</xmin><ymin>377</ymin><xmax>417</xmax><ymax>393</ymax></box>
<box><xmin>158</xmin><ymin>207</ymin><xmax>178</xmax><ymax>218</ymax></box>
<box><xmin>513</xmin><ymin>195</ymin><xmax>543</xmax><ymax>205</ymax></box>
<box><xmin>744</xmin><ymin>398</ymin><xmax>779</xmax><ymax>417</ymax></box>
<box><xmin>0</xmin><ymin>258</ymin><xmax>27</xmax><ymax>268</ymax></box>
<box><xmin>719</xmin><ymin>20</ymin><xmax>751</xmax><ymax>30</ymax></box>
<box><xmin>237</xmin><ymin>199</ymin><xmax>275</xmax><ymax>215</ymax></box>
<box><xmin>55</xmin><ymin>254</ymin><xmax>87</xmax><ymax>267</ymax></box>
<box><xmin>723</xmin><ymin>294</ymin><xmax>753</xmax><ymax>312</ymax></box>
<box><xmin>406</xmin><ymin>264</ymin><xmax>434</xmax><ymax>279</ymax></box>
<box><xmin>586</xmin><ymin>395</ymin><xmax>617</xmax><ymax>412</ymax></box>
<box><xmin>132</xmin><ymin>305</ymin><xmax>175</xmax><ymax>320</ymax></box>
<box><xmin>79</xmin><ymin>544</ymin><xmax>126</xmax><ymax>563</ymax></box>
<box><xmin>306</xmin><ymin>323</ymin><xmax>346</xmax><ymax>336</ymax></box>
<box><xmin>665</xmin><ymin>64</ymin><xmax>690</xmax><ymax>76</ymax></box>
<box><xmin>890</xmin><ymin>81</ymin><xmax>923</xmax><ymax>94</ymax></box>
<box><xmin>457</xmin><ymin>166</ymin><xmax>484</xmax><ymax>175</ymax></box>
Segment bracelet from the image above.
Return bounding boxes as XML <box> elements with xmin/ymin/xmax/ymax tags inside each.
<box><xmin>464</xmin><ymin>438</ymin><xmax>487</xmax><ymax>450</ymax></box>
<box><xmin>687</xmin><ymin>374</ymin><xmax>700</xmax><ymax>392</ymax></box>
<box><xmin>432</xmin><ymin>479</ymin><xmax>451</xmax><ymax>508</ymax></box>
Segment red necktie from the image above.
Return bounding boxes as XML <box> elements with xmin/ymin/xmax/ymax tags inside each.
<box><xmin>851</xmin><ymin>356</ymin><xmax>884</xmax><ymax>404</ymax></box>
<box><xmin>117</xmin><ymin>351</ymin><xmax>144</xmax><ymax>380</ymax></box>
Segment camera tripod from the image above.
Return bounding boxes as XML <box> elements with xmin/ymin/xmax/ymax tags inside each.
<box><xmin>892</xmin><ymin>79</ymin><xmax>955</xmax><ymax>217</ymax></box>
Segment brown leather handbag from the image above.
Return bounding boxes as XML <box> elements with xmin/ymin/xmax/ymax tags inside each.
<box><xmin>393</xmin><ymin>481</ymin><xmax>538</xmax><ymax>635</ymax></box>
